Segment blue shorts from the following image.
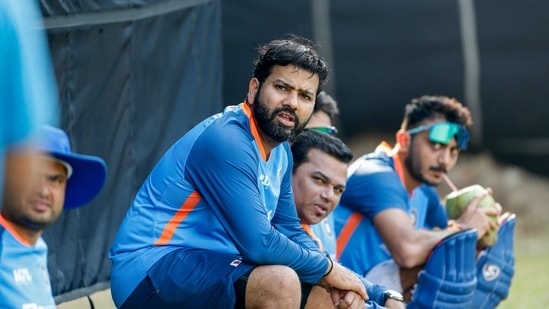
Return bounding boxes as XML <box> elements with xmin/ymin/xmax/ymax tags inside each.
<box><xmin>121</xmin><ymin>248</ymin><xmax>255</xmax><ymax>309</ymax></box>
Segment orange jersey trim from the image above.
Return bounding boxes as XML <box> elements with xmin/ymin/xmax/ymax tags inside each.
<box><xmin>377</xmin><ymin>141</ymin><xmax>406</xmax><ymax>186</ymax></box>
<box><xmin>154</xmin><ymin>191</ymin><xmax>202</xmax><ymax>245</ymax></box>
<box><xmin>376</xmin><ymin>141</ymin><xmax>411</xmax><ymax>197</ymax></box>
<box><xmin>242</xmin><ymin>102</ymin><xmax>268</xmax><ymax>161</ymax></box>
<box><xmin>336</xmin><ymin>213</ymin><xmax>363</xmax><ymax>259</ymax></box>
<box><xmin>0</xmin><ymin>214</ymin><xmax>32</xmax><ymax>246</ymax></box>
<box><xmin>301</xmin><ymin>223</ymin><xmax>323</xmax><ymax>251</ymax></box>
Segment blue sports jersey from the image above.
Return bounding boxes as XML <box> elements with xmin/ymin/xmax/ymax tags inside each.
<box><xmin>311</xmin><ymin>214</ymin><xmax>337</xmax><ymax>259</ymax></box>
<box><xmin>421</xmin><ymin>185</ymin><xmax>449</xmax><ymax>229</ymax></box>
<box><xmin>0</xmin><ymin>216</ymin><xmax>56</xmax><ymax>308</ymax></box>
<box><xmin>110</xmin><ymin>103</ymin><xmax>328</xmax><ymax>306</ymax></box>
<box><xmin>334</xmin><ymin>143</ymin><xmax>429</xmax><ymax>276</ymax></box>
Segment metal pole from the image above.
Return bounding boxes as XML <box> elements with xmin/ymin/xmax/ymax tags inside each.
<box><xmin>458</xmin><ymin>0</ymin><xmax>483</xmax><ymax>146</ymax></box>
<box><xmin>311</xmin><ymin>0</ymin><xmax>336</xmax><ymax>95</ymax></box>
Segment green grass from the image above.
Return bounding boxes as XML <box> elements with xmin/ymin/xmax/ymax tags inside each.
<box><xmin>499</xmin><ymin>251</ymin><xmax>549</xmax><ymax>308</ymax></box>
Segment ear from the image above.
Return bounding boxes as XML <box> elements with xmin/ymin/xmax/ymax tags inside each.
<box><xmin>396</xmin><ymin>130</ymin><xmax>410</xmax><ymax>151</ymax></box>
<box><xmin>247</xmin><ymin>78</ymin><xmax>259</xmax><ymax>105</ymax></box>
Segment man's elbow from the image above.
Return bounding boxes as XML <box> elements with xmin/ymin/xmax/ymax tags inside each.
<box><xmin>391</xmin><ymin>245</ymin><xmax>424</xmax><ymax>268</ymax></box>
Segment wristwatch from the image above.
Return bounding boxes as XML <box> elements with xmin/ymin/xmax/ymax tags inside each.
<box><xmin>383</xmin><ymin>289</ymin><xmax>404</xmax><ymax>303</ymax></box>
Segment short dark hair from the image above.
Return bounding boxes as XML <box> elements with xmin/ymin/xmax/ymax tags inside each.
<box><xmin>291</xmin><ymin>130</ymin><xmax>353</xmax><ymax>173</ymax></box>
<box><xmin>401</xmin><ymin>95</ymin><xmax>473</xmax><ymax>130</ymax></box>
<box><xmin>313</xmin><ymin>91</ymin><xmax>339</xmax><ymax>124</ymax></box>
<box><xmin>253</xmin><ymin>35</ymin><xmax>329</xmax><ymax>95</ymax></box>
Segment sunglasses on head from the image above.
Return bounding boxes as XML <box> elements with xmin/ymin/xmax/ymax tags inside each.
<box><xmin>406</xmin><ymin>122</ymin><xmax>470</xmax><ymax>150</ymax></box>
<box><xmin>305</xmin><ymin>126</ymin><xmax>338</xmax><ymax>136</ymax></box>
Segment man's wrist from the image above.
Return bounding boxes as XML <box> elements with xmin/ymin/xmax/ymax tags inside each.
<box><xmin>323</xmin><ymin>253</ymin><xmax>334</xmax><ymax>277</ymax></box>
<box><xmin>383</xmin><ymin>289</ymin><xmax>404</xmax><ymax>304</ymax></box>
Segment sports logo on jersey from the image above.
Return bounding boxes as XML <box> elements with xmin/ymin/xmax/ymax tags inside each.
<box><xmin>13</xmin><ymin>268</ymin><xmax>32</xmax><ymax>284</ymax></box>
<box><xmin>409</xmin><ymin>208</ymin><xmax>417</xmax><ymax>226</ymax></box>
<box><xmin>481</xmin><ymin>263</ymin><xmax>501</xmax><ymax>281</ymax></box>
<box><xmin>230</xmin><ymin>259</ymin><xmax>242</xmax><ymax>267</ymax></box>
<box><xmin>259</xmin><ymin>174</ymin><xmax>270</xmax><ymax>187</ymax></box>
<box><xmin>322</xmin><ymin>220</ymin><xmax>333</xmax><ymax>238</ymax></box>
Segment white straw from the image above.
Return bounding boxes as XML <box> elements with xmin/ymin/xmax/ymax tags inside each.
<box><xmin>442</xmin><ymin>174</ymin><xmax>459</xmax><ymax>192</ymax></box>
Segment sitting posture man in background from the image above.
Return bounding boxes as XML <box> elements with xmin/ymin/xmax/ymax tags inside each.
<box><xmin>291</xmin><ymin>130</ymin><xmax>405</xmax><ymax>309</ymax></box>
<box><xmin>1</xmin><ymin>125</ymin><xmax>107</xmax><ymax>307</ymax></box>
<box><xmin>334</xmin><ymin>95</ymin><xmax>510</xmax><ymax>305</ymax></box>
<box><xmin>110</xmin><ymin>35</ymin><xmax>370</xmax><ymax>309</ymax></box>
<box><xmin>303</xmin><ymin>91</ymin><xmax>341</xmax><ymax>258</ymax></box>
<box><xmin>305</xmin><ymin>91</ymin><xmax>340</xmax><ymax>136</ymax></box>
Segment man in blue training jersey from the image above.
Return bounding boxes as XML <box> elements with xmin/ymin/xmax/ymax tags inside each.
<box><xmin>110</xmin><ymin>36</ymin><xmax>369</xmax><ymax>309</ymax></box>
<box><xmin>0</xmin><ymin>126</ymin><xmax>107</xmax><ymax>307</ymax></box>
<box><xmin>334</xmin><ymin>95</ymin><xmax>506</xmax><ymax>302</ymax></box>
<box><xmin>291</xmin><ymin>130</ymin><xmax>405</xmax><ymax>309</ymax></box>
<box><xmin>303</xmin><ymin>91</ymin><xmax>341</xmax><ymax>258</ymax></box>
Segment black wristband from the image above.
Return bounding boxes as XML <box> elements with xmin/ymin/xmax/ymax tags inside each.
<box><xmin>323</xmin><ymin>253</ymin><xmax>334</xmax><ymax>277</ymax></box>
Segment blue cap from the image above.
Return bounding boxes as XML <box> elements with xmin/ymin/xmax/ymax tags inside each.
<box><xmin>36</xmin><ymin>126</ymin><xmax>107</xmax><ymax>209</ymax></box>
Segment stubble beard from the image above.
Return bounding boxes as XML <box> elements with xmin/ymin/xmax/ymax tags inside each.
<box><xmin>404</xmin><ymin>142</ymin><xmax>441</xmax><ymax>187</ymax></box>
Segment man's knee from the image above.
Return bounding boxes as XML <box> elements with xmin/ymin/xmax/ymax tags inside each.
<box><xmin>245</xmin><ymin>265</ymin><xmax>301</xmax><ymax>308</ymax></box>
<box><xmin>249</xmin><ymin>265</ymin><xmax>301</xmax><ymax>291</ymax></box>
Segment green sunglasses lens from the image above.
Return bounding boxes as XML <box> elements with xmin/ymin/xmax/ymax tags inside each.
<box><xmin>429</xmin><ymin>123</ymin><xmax>455</xmax><ymax>144</ymax></box>
<box><xmin>429</xmin><ymin>123</ymin><xmax>469</xmax><ymax>150</ymax></box>
<box><xmin>407</xmin><ymin>123</ymin><xmax>470</xmax><ymax>150</ymax></box>
<box><xmin>306</xmin><ymin>127</ymin><xmax>338</xmax><ymax>135</ymax></box>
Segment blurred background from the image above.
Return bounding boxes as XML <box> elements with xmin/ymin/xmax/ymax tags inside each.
<box><xmin>37</xmin><ymin>0</ymin><xmax>548</xmax><ymax>307</ymax></box>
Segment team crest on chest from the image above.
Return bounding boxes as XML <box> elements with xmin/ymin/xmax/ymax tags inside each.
<box><xmin>322</xmin><ymin>220</ymin><xmax>333</xmax><ymax>237</ymax></box>
<box><xmin>409</xmin><ymin>208</ymin><xmax>417</xmax><ymax>226</ymax></box>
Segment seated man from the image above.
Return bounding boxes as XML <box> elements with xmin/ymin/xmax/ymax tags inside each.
<box><xmin>110</xmin><ymin>35</ymin><xmax>367</xmax><ymax>309</ymax></box>
<box><xmin>334</xmin><ymin>95</ymin><xmax>506</xmax><ymax>303</ymax></box>
<box><xmin>1</xmin><ymin>125</ymin><xmax>107</xmax><ymax>307</ymax></box>
<box><xmin>305</xmin><ymin>91</ymin><xmax>340</xmax><ymax>136</ymax></box>
<box><xmin>303</xmin><ymin>91</ymin><xmax>340</xmax><ymax>258</ymax></box>
<box><xmin>291</xmin><ymin>130</ymin><xmax>405</xmax><ymax>309</ymax></box>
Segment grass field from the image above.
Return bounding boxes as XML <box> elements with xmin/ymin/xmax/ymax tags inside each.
<box><xmin>499</xmin><ymin>246</ymin><xmax>549</xmax><ymax>308</ymax></box>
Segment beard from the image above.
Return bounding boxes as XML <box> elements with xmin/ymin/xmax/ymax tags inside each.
<box><xmin>252</xmin><ymin>88</ymin><xmax>308</xmax><ymax>143</ymax></box>
<box><xmin>1</xmin><ymin>202</ymin><xmax>53</xmax><ymax>231</ymax></box>
<box><xmin>404</xmin><ymin>141</ymin><xmax>443</xmax><ymax>186</ymax></box>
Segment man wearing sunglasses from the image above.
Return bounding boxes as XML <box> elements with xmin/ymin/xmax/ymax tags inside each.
<box><xmin>303</xmin><ymin>91</ymin><xmax>340</xmax><ymax>259</ymax></box>
<box><xmin>333</xmin><ymin>95</ymin><xmax>508</xmax><ymax>306</ymax></box>
<box><xmin>305</xmin><ymin>91</ymin><xmax>340</xmax><ymax>137</ymax></box>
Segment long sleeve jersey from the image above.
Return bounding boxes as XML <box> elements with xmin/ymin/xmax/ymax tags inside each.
<box><xmin>109</xmin><ymin>103</ymin><xmax>328</xmax><ymax>306</ymax></box>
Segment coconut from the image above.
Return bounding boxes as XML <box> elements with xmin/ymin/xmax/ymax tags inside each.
<box><xmin>444</xmin><ymin>184</ymin><xmax>499</xmax><ymax>248</ymax></box>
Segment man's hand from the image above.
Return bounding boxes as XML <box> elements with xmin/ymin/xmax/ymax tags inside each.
<box><xmin>471</xmin><ymin>213</ymin><xmax>516</xmax><ymax>309</ymax></box>
<box><xmin>318</xmin><ymin>261</ymin><xmax>368</xmax><ymax>301</ymax></box>
<box><xmin>456</xmin><ymin>188</ymin><xmax>501</xmax><ymax>239</ymax></box>
<box><xmin>329</xmin><ymin>288</ymin><xmax>367</xmax><ymax>309</ymax></box>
